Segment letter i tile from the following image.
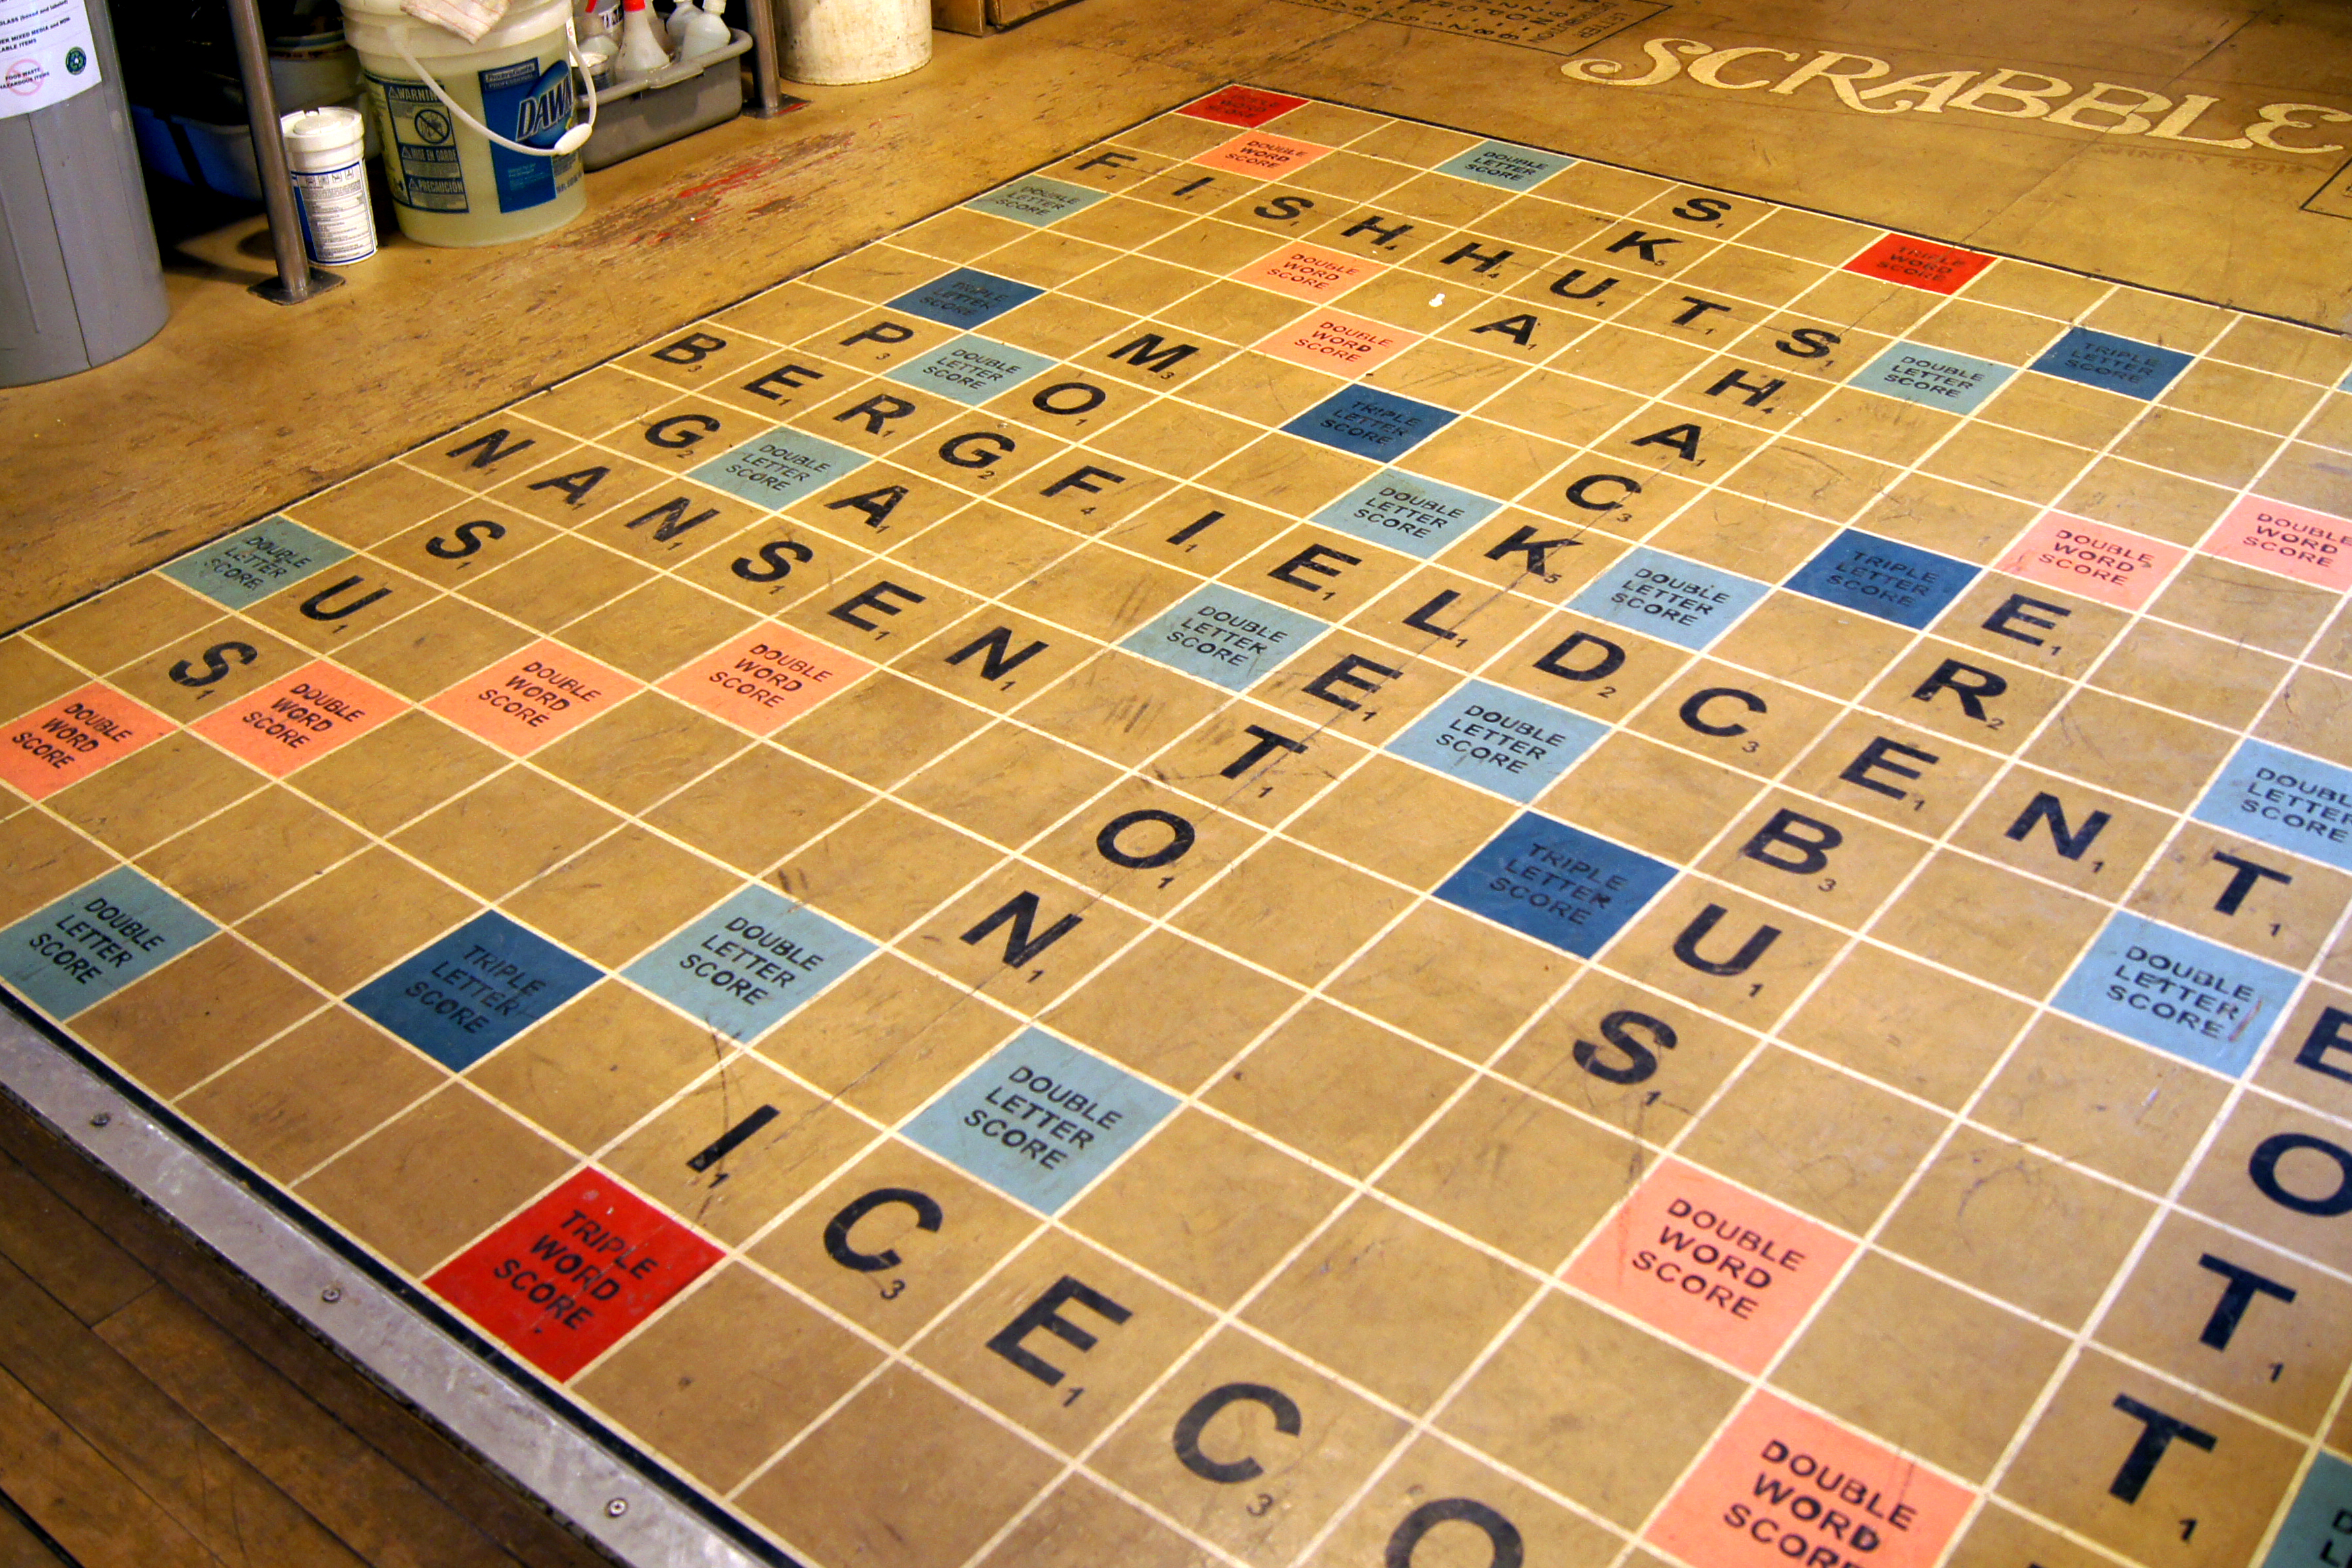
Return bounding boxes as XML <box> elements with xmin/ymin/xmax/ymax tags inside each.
<box><xmin>1647</xmin><ymin>1392</ymin><xmax>1971</xmax><ymax>1568</ymax></box>
<box><xmin>425</xmin><ymin>1167</ymin><xmax>722</xmax><ymax>1380</ymax></box>
<box><xmin>1563</xmin><ymin>1160</ymin><xmax>1854</xmax><ymax>1372</ymax></box>
<box><xmin>426</xmin><ymin>639</ymin><xmax>639</xmax><ymax>754</ymax></box>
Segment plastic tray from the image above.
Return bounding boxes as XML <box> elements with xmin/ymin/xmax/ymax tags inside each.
<box><xmin>580</xmin><ymin>28</ymin><xmax>751</xmax><ymax>171</ymax></box>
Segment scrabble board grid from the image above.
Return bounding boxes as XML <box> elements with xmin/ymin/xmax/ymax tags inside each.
<box><xmin>3</xmin><ymin>84</ymin><xmax>2351</xmax><ymax>1568</ymax></box>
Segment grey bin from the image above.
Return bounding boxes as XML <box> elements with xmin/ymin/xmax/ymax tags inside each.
<box><xmin>0</xmin><ymin>0</ymin><xmax>168</xmax><ymax>386</ymax></box>
<box><xmin>581</xmin><ymin>28</ymin><xmax>750</xmax><ymax>172</ymax></box>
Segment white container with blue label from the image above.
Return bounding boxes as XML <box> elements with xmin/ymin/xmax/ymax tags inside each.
<box><xmin>338</xmin><ymin>0</ymin><xmax>593</xmax><ymax>246</ymax></box>
<box><xmin>280</xmin><ymin>106</ymin><xmax>377</xmax><ymax>264</ymax></box>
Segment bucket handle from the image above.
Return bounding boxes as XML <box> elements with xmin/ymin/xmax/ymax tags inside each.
<box><xmin>385</xmin><ymin>13</ymin><xmax>598</xmax><ymax>158</ymax></box>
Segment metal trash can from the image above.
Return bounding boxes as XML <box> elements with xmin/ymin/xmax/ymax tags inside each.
<box><xmin>0</xmin><ymin>0</ymin><xmax>168</xmax><ymax>385</ymax></box>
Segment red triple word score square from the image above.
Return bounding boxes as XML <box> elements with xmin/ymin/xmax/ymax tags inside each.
<box><xmin>426</xmin><ymin>1168</ymin><xmax>721</xmax><ymax>1381</ymax></box>
<box><xmin>1178</xmin><ymin>86</ymin><xmax>1309</xmax><ymax>128</ymax></box>
<box><xmin>1845</xmin><ymin>233</ymin><xmax>1994</xmax><ymax>295</ymax></box>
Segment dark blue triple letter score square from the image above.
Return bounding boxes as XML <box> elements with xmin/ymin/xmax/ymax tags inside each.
<box><xmin>1282</xmin><ymin>387</ymin><xmax>1457</xmax><ymax>461</ymax></box>
<box><xmin>1436</xmin><ymin>814</ymin><xmax>1676</xmax><ymax>957</ymax></box>
<box><xmin>349</xmin><ymin>912</ymin><xmax>599</xmax><ymax>1070</ymax></box>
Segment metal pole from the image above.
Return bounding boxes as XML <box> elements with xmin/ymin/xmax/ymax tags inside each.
<box><xmin>224</xmin><ymin>0</ymin><xmax>343</xmax><ymax>304</ymax></box>
<box><xmin>742</xmin><ymin>0</ymin><xmax>783</xmax><ymax>116</ymax></box>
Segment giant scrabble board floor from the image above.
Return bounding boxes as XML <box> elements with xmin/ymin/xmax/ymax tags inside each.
<box><xmin>8</xmin><ymin>84</ymin><xmax>2352</xmax><ymax>1568</ymax></box>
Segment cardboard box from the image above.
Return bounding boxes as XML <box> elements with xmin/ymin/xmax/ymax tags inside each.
<box><xmin>932</xmin><ymin>0</ymin><xmax>1074</xmax><ymax>35</ymax></box>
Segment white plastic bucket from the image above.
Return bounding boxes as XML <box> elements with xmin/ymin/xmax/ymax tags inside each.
<box><xmin>780</xmin><ymin>0</ymin><xmax>930</xmax><ymax>85</ymax></box>
<box><xmin>339</xmin><ymin>0</ymin><xmax>596</xmax><ymax>246</ymax></box>
<box><xmin>282</xmin><ymin>106</ymin><xmax>378</xmax><ymax>265</ymax></box>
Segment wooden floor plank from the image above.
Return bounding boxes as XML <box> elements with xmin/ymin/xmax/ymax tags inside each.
<box><xmin>0</xmin><ymin>1494</ymin><xmax>71</xmax><ymax>1568</ymax></box>
<box><xmin>0</xmin><ymin>1252</ymin><xmax>369</xmax><ymax>1568</ymax></box>
<box><xmin>0</xmin><ymin>1099</ymin><xmax>617</xmax><ymax>1568</ymax></box>
<box><xmin>0</xmin><ymin>1148</ymin><xmax>153</xmax><ymax>1326</ymax></box>
<box><xmin>96</xmin><ymin>1286</ymin><xmax>525</xmax><ymax>1568</ymax></box>
<box><xmin>0</xmin><ymin>1361</ymin><xmax>220</xmax><ymax>1568</ymax></box>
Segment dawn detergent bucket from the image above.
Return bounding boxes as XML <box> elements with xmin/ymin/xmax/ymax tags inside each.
<box><xmin>339</xmin><ymin>0</ymin><xmax>596</xmax><ymax>245</ymax></box>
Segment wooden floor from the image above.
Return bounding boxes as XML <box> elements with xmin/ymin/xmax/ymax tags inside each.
<box><xmin>0</xmin><ymin>1090</ymin><xmax>618</xmax><ymax>1568</ymax></box>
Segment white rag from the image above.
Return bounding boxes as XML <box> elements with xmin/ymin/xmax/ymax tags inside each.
<box><xmin>400</xmin><ymin>0</ymin><xmax>511</xmax><ymax>43</ymax></box>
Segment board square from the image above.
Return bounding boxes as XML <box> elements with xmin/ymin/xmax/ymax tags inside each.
<box><xmin>1233</xmin><ymin>242</ymin><xmax>1386</xmax><ymax>300</ymax></box>
<box><xmin>191</xmin><ymin>660</ymin><xmax>401</xmax><ymax>777</ymax></box>
<box><xmin>886</xmin><ymin>267</ymin><xmax>1047</xmax><ymax>329</ymax></box>
<box><xmin>426</xmin><ymin>639</ymin><xmax>638</xmax><ymax>756</ymax></box>
<box><xmin>162</xmin><ymin>516</ymin><xmax>351</xmax><ymax>610</ymax></box>
<box><xmin>962</xmin><ymin>176</ymin><xmax>1107</xmax><ymax>226</ymax></box>
<box><xmin>1192</xmin><ymin>131</ymin><xmax>1331</xmax><ymax>179</ymax></box>
<box><xmin>657</xmin><ymin>626</ymin><xmax>871</xmax><ymax>733</ymax></box>
<box><xmin>1256</xmin><ymin>308</ymin><xmax>1419</xmax><ymax>375</ymax></box>
<box><xmin>348</xmin><ymin>911</ymin><xmax>601</xmax><ymax>1070</ymax></box>
<box><xmin>2191</xmin><ymin>738</ymin><xmax>2352</xmax><ymax>874</ymax></box>
<box><xmin>900</xmin><ymin>1028</ymin><xmax>1177</xmax><ymax>1213</ymax></box>
<box><xmin>1850</xmin><ymin>341</ymin><xmax>2013</xmax><ymax>414</ymax></box>
<box><xmin>1119</xmin><ymin>585</ymin><xmax>1329</xmax><ymax>690</ymax></box>
<box><xmin>1782</xmin><ymin>529</ymin><xmax>1978</xmax><ymax>630</ymax></box>
<box><xmin>1993</xmin><ymin>512</ymin><xmax>2188</xmax><ymax>611</ymax></box>
<box><xmin>1387</xmin><ymin>678</ymin><xmax>1604</xmax><ymax>802</ymax></box>
<box><xmin>0</xmin><ymin>866</ymin><xmax>216</xmax><ymax>1020</ymax></box>
<box><xmin>884</xmin><ymin>336</ymin><xmax>1059</xmax><ymax>404</ymax></box>
<box><xmin>0</xmin><ymin>683</ymin><xmax>167</xmax><ymax>802</ymax></box>
<box><xmin>688</xmin><ymin>426</ymin><xmax>871</xmax><ymax>509</ymax></box>
<box><xmin>1311</xmin><ymin>469</ymin><xmax>1501</xmax><ymax>558</ymax></box>
<box><xmin>2029</xmin><ymin>325</ymin><xmax>2192</xmax><ymax>399</ymax></box>
<box><xmin>621</xmin><ymin>884</ymin><xmax>874</xmax><ymax>1041</ymax></box>
<box><xmin>1435</xmin><ymin>139</ymin><xmax>1576</xmax><ymax>189</ymax></box>
<box><xmin>2261</xmin><ymin>1454</ymin><xmax>2352</xmax><ymax>1568</ymax></box>
<box><xmin>424</xmin><ymin>1167</ymin><xmax>722</xmax><ymax>1381</ymax></box>
<box><xmin>1565</xmin><ymin>546</ymin><xmax>1769</xmax><ymax>650</ymax></box>
<box><xmin>2203</xmin><ymin>495</ymin><xmax>2352</xmax><ymax>591</ymax></box>
<box><xmin>1282</xmin><ymin>385</ymin><xmax>1458</xmax><ymax>461</ymax></box>
<box><xmin>1176</xmin><ymin>86</ymin><xmax>1308</xmax><ymax>127</ymax></box>
<box><xmin>1564</xmin><ymin>1160</ymin><xmax>1855</xmax><ymax>1373</ymax></box>
<box><xmin>2049</xmin><ymin>910</ymin><xmax>2299</xmax><ymax>1074</ymax></box>
<box><xmin>1842</xmin><ymin>232</ymin><xmax>1994</xmax><ymax>294</ymax></box>
<box><xmin>1647</xmin><ymin>1391</ymin><xmax>1973</xmax><ymax>1568</ymax></box>
<box><xmin>1434</xmin><ymin>812</ymin><xmax>1676</xmax><ymax>956</ymax></box>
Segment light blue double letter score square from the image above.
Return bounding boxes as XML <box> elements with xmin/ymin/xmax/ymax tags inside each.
<box><xmin>903</xmin><ymin>1029</ymin><xmax>1175</xmax><ymax>1212</ymax></box>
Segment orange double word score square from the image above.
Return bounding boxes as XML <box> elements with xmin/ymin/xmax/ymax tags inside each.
<box><xmin>0</xmin><ymin>684</ymin><xmax>166</xmax><ymax>802</ymax></box>
<box><xmin>428</xmin><ymin>639</ymin><xmax>638</xmax><ymax>755</ymax></box>
<box><xmin>1565</xmin><ymin>1160</ymin><xmax>1854</xmax><ymax>1373</ymax></box>
<box><xmin>658</xmin><ymin>626</ymin><xmax>871</xmax><ymax>733</ymax></box>
<box><xmin>193</xmin><ymin>661</ymin><xmax>401</xmax><ymax>777</ymax></box>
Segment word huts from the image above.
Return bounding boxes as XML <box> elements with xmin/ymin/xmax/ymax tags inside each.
<box><xmin>5</xmin><ymin>83</ymin><xmax>2352</xmax><ymax>1568</ymax></box>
